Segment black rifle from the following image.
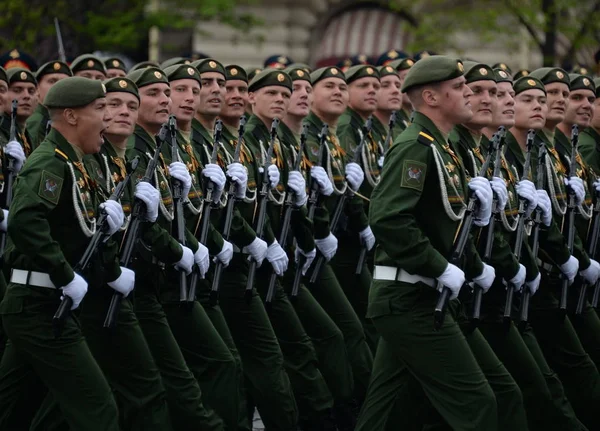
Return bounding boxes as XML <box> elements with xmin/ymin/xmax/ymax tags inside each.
<box><xmin>103</xmin><ymin>125</ymin><xmax>168</xmax><ymax>329</ymax></box>
<box><xmin>382</xmin><ymin>110</ymin><xmax>397</xmax><ymax>153</ymax></box>
<box><xmin>210</xmin><ymin>116</ymin><xmax>246</xmax><ymax>305</ymax></box>
<box><xmin>187</xmin><ymin>120</ymin><xmax>222</xmax><ymax>304</ymax></box>
<box><xmin>54</xmin><ymin>17</ymin><xmax>67</xmax><ymax>63</ymax></box>
<box><xmin>355</xmin><ymin>117</ymin><xmax>374</xmax><ymax>275</ymax></box>
<box><xmin>290</xmin><ymin>123</ymin><xmax>328</xmax><ymax>301</ymax></box>
<box><xmin>309</xmin><ymin>118</ymin><xmax>371</xmax><ymax>283</ymax></box>
<box><xmin>265</xmin><ymin>123</ymin><xmax>308</xmax><ymax>309</ymax></box>
<box><xmin>169</xmin><ymin>116</ymin><xmax>188</xmax><ymax>303</ymax></box>
<box><xmin>244</xmin><ymin>118</ymin><xmax>279</xmax><ymax>302</ymax></box>
<box><xmin>434</xmin><ymin>138</ymin><xmax>496</xmax><ymax>330</ymax></box>
<box><xmin>504</xmin><ymin>129</ymin><xmax>535</xmax><ymax>325</ymax></box>
<box><xmin>559</xmin><ymin>125</ymin><xmax>579</xmax><ymax>315</ymax></box>
<box><xmin>471</xmin><ymin>127</ymin><xmax>505</xmax><ymax>324</ymax></box>
<box><xmin>53</xmin><ymin>156</ymin><xmax>140</xmax><ymax>335</ymax></box>
<box><xmin>0</xmin><ymin>100</ymin><xmax>18</xmax><ymax>258</ymax></box>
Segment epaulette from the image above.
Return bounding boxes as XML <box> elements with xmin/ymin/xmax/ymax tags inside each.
<box><xmin>417</xmin><ymin>129</ymin><xmax>435</xmax><ymax>147</ymax></box>
<box><xmin>54</xmin><ymin>148</ymin><xmax>69</xmax><ymax>161</ymax></box>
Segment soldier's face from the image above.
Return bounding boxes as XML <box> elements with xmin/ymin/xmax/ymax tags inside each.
<box><xmin>436</xmin><ymin>76</ymin><xmax>473</xmax><ymax>124</ymax></box>
<box><xmin>104</xmin><ymin>92</ymin><xmax>139</xmax><ymax>139</ymax></box>
<box><xmin>398</xmin><ymin>69</ymin><xmax>411</xmax><ymax>106</ymax></box>
<box><xmin>591</xmin><ymin>98</ymin><xmax>600</xmax><ymax>130</ymax></box>
<box><xmin>8</xmin><ymin>82</ymin><xmax>37</xmax><ymax>118</ymax></box>
<box><xmin>170</xmin><ymin>79</ymin><xmax>201</xmax><ymax>123</ymax></box>
<box><xmin>0</xmin><ymin>81</ymin><xmax>7</xmax><ymax>113</ymax></box>
<box><xmin>348</xmin><ymin>77</ymin><xmax>380</xmax><ymax>114</ymax></box>
<box><xmin>492</xmin><ymin>82</ymin><xmax>515</xmax><ymax>128</ymax></box>
<box><xmin>544</xmin><ymin>82</ymin><xmax>569</xmax><ymax>125</ymax></box>
<box><xmin>222</xmin><ymin>80</ymin><xmax>248</xmax><ymax>119</ymax></box>
<box><xmin>198</xmin><ymin>72</ymin><xmax>225</xmax><ymax>116</ymax></box>
<box><xmin>38</xmin><ymin>73</ymin><xmax>69</xmax><ymax>104</ymax></box>
<box><xmin>514</xmin><ymin>89</ymin><xmax>547</xmax><ymax>130</ymax></box>
<box><xmin>75</xmin><ymin>70</ymin><xmax>107</xmax><ymax>81</ymax></box>
<box><xmin>249</xmin><ymin>86</ymin><xmax>291</xmax><ymax>122</ymax></box>
<box><xmin>73</xmin><ymin>97</ymin><xmax>109</xmax><ymax>154</ymax></box>
<box><xmin>288</xmin><ymin>80</ymin><xmax>312</xmax><ymax>118</ymax></box>
<box><xmin>564</xmin><ymin>89</ymin><xmax>595</xmax><ymax>128</ymax></box>
<box><xmin>313</xmin><ymin>78</ymin><xmax>348</xmax><ymax>117</ymax></box>
<box><xmin>377</xmin><ymin>74</ymin><xmax>401</xmax><ymax>112</ymax></box>
<box><xmin>106</xmin><ymin>68</ymin><xmax>127</xmax><ymax>79</ymax></box>
<box><xmin>138</xmin><ymin>83</ymin><xmax>171</xmax><ymax>128</ymax></box>
<box><xmin>465</xmin><ymin>80</ymin><xmax>497</xmax><ymax>127</ymax></box>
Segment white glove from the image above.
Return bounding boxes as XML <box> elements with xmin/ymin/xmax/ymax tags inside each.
<box><xmin>107</xmin><ymin>267</ymin><xmax>135</xmax><ymax>297</ymax></box>
<box><xmin>287</xmin><ymin>171</ymin><xmax>308</xmax><ymax>207</ymax></box>
<box><xmin>560</xmin><ymin>255</ymin><xmax>579</xmax><ymax>285</ymax></box>
<box><xmin>594</xmin><ymin>179</ymin><xmax>600</xmax><ymax>193</ymax></box>
<box><xmin>244</xmin><ymin>237</ymin><xmax>268</xmax><ymax>267</ymax></box>
<box><xmin>202</xmin><ymin>163</ymin><xmax>226</xmax><ymax>203</ymax></box>
<box><xmin>515</xmin><ymin>180</ymin><xmax>538</xmax><ymax>217</ymax></box>
<box><xmin>0</xmin><ymin>209</ymin><xmax>7</xmax><ymax>232</ymax></box>
<box><xmin>5</xmin><ymin>140</ymin><xmax>25</xmax><ymax>173</ymax></box>
<box><xmin>226</xmin><ymin>162</ymin><xmax>248</xmax><ymax>199</ymax></box>
<box><xmin>310</xmin><ymin>166</ymin><xmax>333</xmax><ymax>196</ymax></box>
<box><xmin>508</xmin><ymin>264</ymin><xmax>526</xmax><ymax>292</ymax></box>
<box><xmin>580</xmin><ymin>259</ymin><xmax>600</xmax><ymax>285</ymax></box>
<box><xmin>194</xmin><ymin>243</ymin><xmax>210</xmax><ymax>278</ymax></box>
<box><xmin>266</xmin><ymin>240</ymin><xmax>289</xmax><ymax>275</ymax></box>
<box><xmin>525</xmin><ymin>273</ymin><xmax>541</xmax><ymax>296</ymax></box>
<box><xmin>437</xmin><ymin>263</ymin><xmax>465</xmax><ymax>300</ymax></box>
<box><xmin>134</xmin><ymin>181</ymin><xmax>160</xmax><ymax>222</ymax></box>
<box><xmin>61</xmin><ymin>273</ymin><xmax>88</xmax><ymax>310</ymax></box>
<box><xmin>345</xmin><ymin>162</ymin><xmax>364</xmax><ymax>191</ymax></box>
<box><xmin>490</xmin><ymin>177</ymin><xmax>508</xmax><ymax>211</ymax></box>
<box><xmin>359</xmin><ymin>226</ymin><xmax>375</xmax><ymax>251</ymax></box>
<box><xmin>169</xmin><ymin>161</ymin><xmax>192</xmax><ymax>198</ymax></box>
<box><xmin>315</xmin><ymin>233</ymin><xmax>338</xmax><ymax>261</ymax></box>
<box><xmin>535</xmin><ymin>189</ymin><xmax>552</xmax><ymax>226</ymax></box>
<box><xmin>565</xmin><ymin>176</ymin><xmax>585</xmax><ymax>206</ymax></box>
<box><xmin>100</xmin><ymin>199</ymin><xmax>125</xmax><ymax>235</ymax></box>
<box><xmin>472</xmin><ymin>263</ymin><xmax>496</xmax><ymax>294</ymax></box>
<box><xmin>175</xmin><ymin>245</ymin><xmax>194</xmax><ymax>275</ymax></box>
<box><xmin>469</xmin><ymin>176</ymin><xmax>493</xmax><ymax>227</ymax></box>
<box><xmin>214</xmin><ymin>240</ymin><xmax>233</xmax><ymax>267</ymax></box>
<box><xmin>378</xmin><ymin>156</ymin><xmax>385</xmax><ymax>169</ymax></box>
<box><xmin>268</xmin><ymin>164</ymin><xmax>280</xmax><ymax>189</ymax></box>
<box><xmin>295</xmin><ymin>246</ymin><xmax>316</xmax><ymax>275</ymax></box>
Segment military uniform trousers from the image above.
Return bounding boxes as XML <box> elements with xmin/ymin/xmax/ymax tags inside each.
<box><xmin>0</xmin><ymin>283</ymin><xmax>119</xmax><ymax>431</ymax></box>
<box><xmin>219</xmin><ymin>253</ymin><xmax>298</xmax><ymax>431</ymax></box>
<box><xmin>567</xmin><ymin>280</ymin><xmax>600</xmax><ymax>369</ymax></box>
<box><xmin>133</xmin><ymin>266</ymin><xmax>225</xmax><ymax>431</ymax></box>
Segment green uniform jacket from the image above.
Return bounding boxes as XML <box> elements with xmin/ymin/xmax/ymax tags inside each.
<box><xmin>0</xmin><ymin>113</ymin><xmax>36</xmax><ymax>156</ymax></box>
<box><xmin>25</xmin><ymin>104</ymin><xmax>50</xmax><ymax>149</ymax></box>
<box><xmin>579</xmin><ymin>127</ymin><xmax>600</xmax><ymax>175</ymax></box>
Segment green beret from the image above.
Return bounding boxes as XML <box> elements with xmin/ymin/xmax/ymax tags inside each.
<box><xmin>191</xmin><ymin>58</ymin><xmax>225</xmax><ymax>77</ymax></box>
<box><xmin>127</xmin><ymin>66</ymin><xmax>169</xmax><ymax>89</ymax></box>
<box><xmin>103</xmin><ymin>77</ymin><xmax>139</xmax><ymax>101</ymax></box>
<box><xmin>0</xmin><ymin>67</ymin><xmax>6</xmax><ymax>84</ymax></box>
<box><xmin>248</xmin><ymin>69</ymin><xmax>292</xmax><ymax>92</ymax></box>
<box><xmin>287</xmin><ymin>63</ymin><xmax>312</xmax><ymax>74</ymax></box>
<box><xmin>310</xmin><ymin>67</ymin><xmax>346</xmax><ymax>86</ymax></box>
<box><xmin>130</xmin><ymin>61</ymin><xmax>159</xmax><ymax>72</ymax></box>
<box><xmin>594</xmin><ymin>78</ymin><xmax>600</xmax><ymax>97</ymax></box>
<box><xmin>7</xmin><ymin>68</ymin><xmax>36</xmax><ymax>85</ymax></box>
<box><xmin>246</xmin><ymin>67</ymin><xmax>263</xmax><ymax>81</ymax></box>
<box><xmin>513</xmin><ymin>76</ymin><xmax>546</xmax><ymax>96</ymax></box>
<box><xmin>378</xmin><ymin>65</ymin><xmax>399</xmax><ymax>79</ymax></box>
<box><xmin>401</xmin><ymin>55</ymin><xmax>465</xmax><ymax>93</ymax></box>
<box><xmin>389</xmin><ymin>57</ymin><xmax>415</xmax><ymax>71</ymax></box>
<box><xmin>225</xmin><ymin>65</ymin><xmax>248</xmax><ymax>82</ymax></box>
<box><xmin>345</xmin><ymin>65</ymin><xmax>380</xmax><ymax>84</ymax></box>
<box><xmin>44</xmin><ymin>76</ymin><xmax>106</xmax><ymax>109</ymax></box>
<box><xmin>493</xmin><ymin>68</ymin><xmax>512</xmax><ymax>84</ymax></box>
<box><xmin>36</xmin><ymin>61</ymin><xmax>72</xmax><ymax>80</ymax></box>
<box><xmin>164</xmin><ymin>64</ymin><xmax>201</xmax><ymax>84</ymax></box>
<box><xmin>567</xmin><ymin>74</ymin><xmax>595</xmax><ymax>93</ymax></box>
<box><xmin>284</xmin><ymin>66</ymin><xmax>311</xmax><ymax>83</ymax></box>
<box><xmin>71</xmin><ymin>54</ymin><xmax>107</xmax><ymax>75</ymax></box>
<box><xmin>462</xmin><ymin>61</ymin><xmax>495</xmax><ymax>84</ymax></box>
<box><xmin>160</xmin><ymin>57</ymin><xmax>191</xmax><ymax>70</ymax></box>
<box><xmin>513</xmin><ymin>69</ymin><xmax>530</xmax><ymax>80</ymax></box>
<box><xmin>529</xmin><ymin>67</ymin><xmax>570</xmax><ymax>88</ymax></box>
<box><xmin>104</xmin><ymin>57</ymin><xmax>127</xmax><ymax>72</ymax></box>
<box><xmin>492</xmin><ymin>62</ymin><xmax>512</xmax><ymax>75</ymax></box>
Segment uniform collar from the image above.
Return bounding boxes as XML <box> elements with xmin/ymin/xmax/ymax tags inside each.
<box><xmin>46</xmin><ymin>128</ymin><xmax>83</xmax><ymax>162</ymax></box>
<box><xmin>133</xmin><ymin>124</ymin><xmax>157</xmax><ymax>150</ymax></box>
<box><xmin>411</xmin><ymin>111</ymin><xmax>449</xmax><ymax>144</ymax></box>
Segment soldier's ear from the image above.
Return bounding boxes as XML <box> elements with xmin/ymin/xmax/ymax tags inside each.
<box><xmin>63</xmin><ymin>108</ymin><xmax>78</xmax><ymax>126</ymax></box>
<box><xmin>248</xmin><ymin>91</ymin><xmax>256</xmax><ymax>105</ymax></box>
<box><xmin>421</xmin><ymin>88</ymin><xmax>438</xmax><ymax>107</ymax></box>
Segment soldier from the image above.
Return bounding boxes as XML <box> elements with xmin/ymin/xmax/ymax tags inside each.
<box><xmin>0</xmin><ymin>77</ymin><xmax>121</xmax><ymax>430</ymax></box>
<box><xmin>579</xmin><ymin>77</ymin><xmax>600</xmax><ymax>180</ymax></box>
<box><xmin>26</xmin><ymin>60</ymin><xmax>72</xmax><ymax>148</ymax></box>
<box><xmin>372</xmin><ymin>65</ymin><xmax>401</xmax><ymax>154</ymax></box>
<box><xmin>389</xmin><ymin>57</ymin><xmax>415</xmax><ymax>133</ymax></box>
<box><xmin>264</xmin><ymin>55</ymin><xmax>293</xmax><ymax>70</ymax></box>
<box><xmin>356</xmin><ymin>56</ymin><xmax>499</xmax><ymax>431</ymax></box>
<box><xmin>103</xmin><ymin>57</ymin><xmax>127</xmax><ymax>78</ymax></box>
<box><xmin>1</xmin><ymin>68</ymin><xmax>37</xmax><ymax>156</ymax></box>
<box><xmin>71</xmin><ymin>54</ymin><xmax>107</xmax><ymax>81</ymax></box>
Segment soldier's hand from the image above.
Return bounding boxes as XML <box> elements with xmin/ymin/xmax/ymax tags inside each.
<box><xmin>315</xmin><ymin>233</ymin><xmax>338</xmax><ymax>261</ymax></box>
<box><xmin>100</xmin><ymin>200</ymin><xmax>125</xmax><ymax>235</ymax></box>
<box><xmin>345</xmin><ymin>162</ymin><xmax>364</xmax><ymax>191</ymax></box>
<box><xmin>194</xmin><ymin>243</ymin><xmax>210</xmax><ymax>277</ymax></box>
<box><xmin>244</xmin><ymin>237</ymin><xmax>268</xmax><ymax>267</ymax></box>
<box><xmin>267</xmin><ymin>164</ymin><xmax>280</xmax><ymax>189</ymax></box>
<box><xmin>175</xmin><ymin>245</ymin><xmax>194</xmax><ymax>274</ymax></box>
<box><xmin>559</xmin><ymin>255</ymin><xmax>579</xmax><ymax>285</ymax></box>
<box><xmin>226</xmin><ymin>162</ymin><xmax>248</xmax><ymax>199</ymax></box>
<box><xmin>468</xmin><ymin>176</ymin><xmax>493</xmax><ymax>226</ymax></box>
<box><xmin>472</xmin><ymin>263</ymin><xmax>496</xmax><ymax>293</ymax></box>
<box><xmin>295</xmin><ymin>246</ymin><xmax>316</xmax><ymax>275</ymax></box>
<box><xmin>108</xmin><ymin>267</ymin><xmax>135</xmax><ymax>297</ymax></box>
<box><xmin>203</xmin><ymin>163</ymin><xmax>226</xmax><ymax>203</ymax></box>
<box><xmin>134</xmin><ymin>181</ymin><xmax>160</xmax><ymax>222</ymax></box>
<box><xmin>490</xmin><ymin>177</ymin><xmax>508</xmax><ymax>211</ymax></box>
<box><xmin>507</xmin><ymin>264</ymin><xmax>526</xmax><ymax>292</ymax></box>
<box><xmin>580</xmin><ymin>259</ymin><xmax>600</xmax><ymax>285</ymax></box>
<box><xmin>266</xmin><ymin>240</ymin><xmax>289</xmax><ymax>275</ymax></box>
<box><xmin>310</xmin><ymin>166</ymin><xmax>333</xmax><ymax>196</ymax></box>
<box><xmin>565</xmin><ymin>176</ymin><xmax>585</xmax><ymax>206</ymax></box>
<box><xmin>535</xmin><ymin>189</ymin><xmax>552</xmax><ymax>226</ymax></box>
<box><xmin>525</xmin><ymin>273</ymin><xmax>541</xmax><ymax>296</ymax></box>
<box><xmin>0</xmin><ymin>209</ymin><xmax>7</xmax><ymax>232</ymax></box>
<box><xmin>5</xmin><ymin>140</ymin><xmax>26</xmax><ymax>173</ymax></box>
<box><xmin>215</xmin><ymin>240</ymin><xmax>233</xmax><ymax>267</ymax></box>
<box><xmin>61</xmin><ymin>273</ymin><xmax>88</xmax><ymax>310</ymax></box>
<box><xmin>359</xmin><ymin>226</ymin><xmax>376</xmax><ymax>251</ymax></box>
<box><xmin>169</xmin><ymin>161</ymin><xmax>192</xmax><ymax>198</ymax></box>
<box><xmin>515</xmin><ymin>180</ymin><xmax>537</xmax><ymax>217</ymax></box>
<box><xmin>437</xmin><ymin>263</ymin><xmax>465</xmax><ymax>300</ymax></box>
<box><xmin>288</xmin><ymin>171</ymin><xmax>308</xmax><ymax>207</ymax></box>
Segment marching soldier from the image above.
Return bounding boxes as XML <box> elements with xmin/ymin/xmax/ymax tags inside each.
<box><xmin>579</xmin><ymin>77</ymin><xmax>600</xmax><ymax>187</ymax></box>
<box><xmin>389</xmin><ymin>57</ymin><xmax>415</xmax><ymax>133</ymax></box>
<box><xmin>103</xmin><ymin>57</ymin><xmax>128</xmax><ymax>78</ymax></box>
<box><xmin>372</xmin><ymin>65</ymin><xmax>401</xmax><ymax>153</ymax></box>
<box><xmin>2</xmin><ymin>68</ymin><xmax>37</xmax><ymax>155</ymax></box>
<box><xmin>71</xmin><ymin>54</ymin><xmax>107</xmax><ymax>81</ymax></box>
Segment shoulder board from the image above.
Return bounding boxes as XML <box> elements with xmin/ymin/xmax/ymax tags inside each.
<box><xmin>54</xmin><ymin>148</ymin><xmax>69</xmax><ymax>161</ymax></box>
<box><xmin>417</xmin><ymin>130</ymin><xmax>435</xmax><ymax>147</ymax></box>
